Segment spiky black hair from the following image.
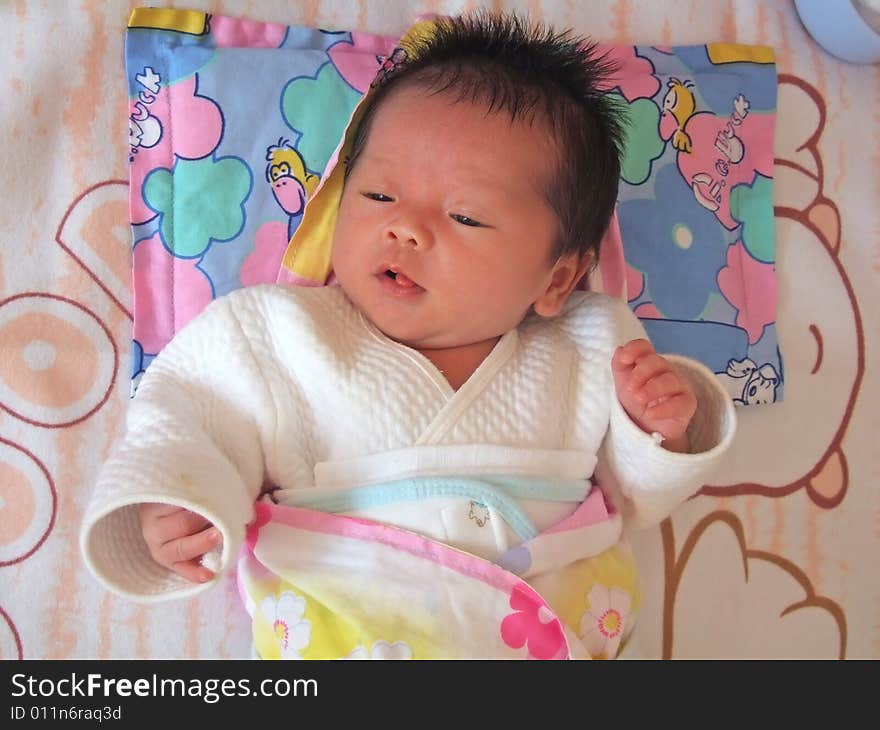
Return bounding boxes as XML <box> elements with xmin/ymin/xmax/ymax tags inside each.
<box><xmin>345</xmin><ymin>11</ymin><xmax>628</xmax><ymax>265</ymax></box>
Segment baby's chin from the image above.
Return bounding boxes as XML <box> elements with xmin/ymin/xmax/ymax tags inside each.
<box><xmin>368</xmin><ymin>316</ymin><xmax>471</xmax><ymax>351</ymax></box>
<box><xmin>375</xmin><ymin>324</ymin><xmax>450</xmax><ymax>350</ymax></box>
<box><xmin>338</xmin><ymin>282</ymin><xmax>502</xmax><ymax>351</ymax></box>
<box><xmin>381</xmin><ymin>324</ymin><xmax>503</xmax><ymax>355</ymax></box>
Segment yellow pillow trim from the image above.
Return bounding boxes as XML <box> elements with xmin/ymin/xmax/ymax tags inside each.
<box><xmin>128</xmin><ymin>7</ymin><xmax>210</xmax><ymax>36</ymax></box>
<box><xmin>707</xmin><ymin>43</ymin><xmax>775</xmax><ymax>65</ymax></box>
<box><xmin>279</xmin><ymin>18</ymin><xmax>443</xmax><ymax>284</ymax></box>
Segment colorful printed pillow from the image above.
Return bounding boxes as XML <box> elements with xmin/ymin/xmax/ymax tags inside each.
<box><xmin>126</xmin><ymin>7</ymin><xmax>781</xmax><ymax>404</ymax></box>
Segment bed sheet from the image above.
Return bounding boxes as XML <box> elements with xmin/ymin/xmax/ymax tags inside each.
<box><xmin>0</xmin><ymin>0</ymin><xmax>876</xmax><ymax>658</ymax></box>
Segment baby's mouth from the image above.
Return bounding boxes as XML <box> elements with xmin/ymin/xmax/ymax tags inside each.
<box><xmin>384</xmin><ymin>269</ymin><xmax>418</xmax><ymax>288</ymax></box>
<box><xmin>377</xmin><ymin>265</ymin><xmax>425</xmax><ymax>295</ymax></box>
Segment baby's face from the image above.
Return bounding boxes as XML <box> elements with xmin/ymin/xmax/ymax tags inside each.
<box><xmin>332</xmin><ymin>85</ymin><xmax>566</xmax><ymax>351</ymax></box>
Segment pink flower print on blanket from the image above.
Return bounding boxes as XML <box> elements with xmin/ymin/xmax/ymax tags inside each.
<box><xmin>128</xmin><ymin>75</ymin><xmax>223</xmax><ymax>225</ymax></box>
<box><xmin>132</xmin><ymin>233</ymin><xmax>213</xmax><ymax>354</ymax></box>
<box><xmin>500</xmin><ymin>583</ymin><xmax>568</xmax><ymax>660</ymax></box>
<box><xmin>241</xmin><ymin>221</ymin><xmax>290</xmax><ymax>287</ymax></box>
<box><xmin>579</xmin><ymin>584</ymin><xmax>632</xmax><ymax>660</ymax></box>
<box><xmin>328</xmin><ymin>32</ymin><xmax>400</xmax><ymax>94</ymax></box>
<box><xmin>716</xmin><ymin>240</ymin><xmax>777</xmax><ymax>345</ymax></box>
<box><xmin>660</xmin><ymin>90</ymin><xmax>774</xmax><ymax>231</ymax></box>
<box><xmin>209</xmin><ymin>14</ymin><xmax>287</xmax><ymax>48</ymax></box>
<box><xmin>595</xmin><ymin>45</ymin><xmax>661</xmax><ymax>102</ymax></box>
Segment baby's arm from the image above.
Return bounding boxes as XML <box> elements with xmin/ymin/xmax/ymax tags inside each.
<box><xmin>80</xmin><ymin>291</ymin><xmax>273</xmax><ymax>601</ymax></box>
<box><xmin>595</xmin><ymin>298</ymin><xmax>736</xmax><ymax>529</ymax></box>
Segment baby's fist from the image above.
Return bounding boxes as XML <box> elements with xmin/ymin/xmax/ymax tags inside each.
<box><xmin>138</xmin><ymin>503</ymin><xmax>222</xmax><ymax>583</ymax></box>
<box><xmin>612</xmin><ymin>339</ymin><xmax>696</xmax><ymax>452</ymax></box>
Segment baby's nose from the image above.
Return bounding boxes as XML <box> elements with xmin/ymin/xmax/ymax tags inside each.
<box><xmin>384</xmin><ymin>216</ymin><xmax>433</xmax><ymax>250</ymax></box>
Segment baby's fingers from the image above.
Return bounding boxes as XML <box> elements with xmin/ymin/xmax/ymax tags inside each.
<box><xmin>155</xmin><ymin>525</ymin><xmax>222</xmax><ymax>571</ymax></box>
<box><xmin>153</xmin><ymin>508</ymin><xmax>212</xmax><ymax>544</ymax></box>
<box><xmin>612</xmin><ymin>339</ymin><xmax>654</xmax><ymax>371</ymax></box>
<box><xmin>170</xmin><ymin>558</ymin><xmax>215</xmax><ymax>584</ymax></box>
<box><xmin>645</xmin><ymin>391</ymin><xmax>696</xmax><ymax>421</ymax></box>
<box><xmin>627</xmin><ymin>355</ymin><xmax>672</xmax><ymax>394</ymax></box>
<box><xmin>139</xmin><ymin>503</ymin><xmax>182</xmax><ymax>520</ymax></box>
<box><xmin>634</xmin><ymin>371</ymin><xmax>683</xmax><ymax>406</ymax></box>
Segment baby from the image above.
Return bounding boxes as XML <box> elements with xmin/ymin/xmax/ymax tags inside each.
<box><xmin>81</xmin><ymin>13</ymin><xmax>734</xmax><ymax>659</ymax></box>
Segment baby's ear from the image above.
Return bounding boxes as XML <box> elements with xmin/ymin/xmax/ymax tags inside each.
<box><xmin>533</xmin><ymin>252</ymin><xmax>592</xmax><ymax>317</ymax></box>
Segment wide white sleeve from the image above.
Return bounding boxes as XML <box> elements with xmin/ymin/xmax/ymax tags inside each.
<box><xmin>594</xmin><ymin>298</ymin><xmax>737</xmax><ymax>529</ymax></box>
<box><xmin>80</xmin><ymin>293</ymin><xmax>273</xmax><ymax>603</ymax></box>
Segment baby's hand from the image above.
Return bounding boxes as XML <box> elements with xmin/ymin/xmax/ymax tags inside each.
<box><xmin>138</xmin><ymin>503</ymin><xmax>222</xmax><ymax>583</ymax></box>
<box><xmin>611</xmin><ymin>339</ymin><xmax>696</xmax><ymax>452</ymax></box>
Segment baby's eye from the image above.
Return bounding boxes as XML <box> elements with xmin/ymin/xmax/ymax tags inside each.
<box><xmin>362</xmin><ymin>192</ymin><xmax>393</xmax><ymax>202</ymax></box>
<box><xmin>450</xmin><ymin>213</ymin><xmax>484</xmax><ymax>227</ymax></box>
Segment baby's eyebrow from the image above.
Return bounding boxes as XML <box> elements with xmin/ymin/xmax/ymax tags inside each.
<box><xmin>356</xmin><ymin>151</ymin><xmax>399</xmax><ymax>169</ymax></box>
<box><xmin>353</xmin><ymin>152</ymin><xmax>542</xmax><ymax>202</ymax></box>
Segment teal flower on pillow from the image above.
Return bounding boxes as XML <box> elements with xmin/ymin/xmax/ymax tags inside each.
<box><xmin>143</xmin><ymin>156</ymin><xmax>253</xmax><ymax>259</ymax></box>
<box><xmin>729</xmin><ymin>173</ymin><xmax>774</xmax><ymax>263</ymax></box>
<box><xmin>282</xmin><ymin>61</ymin><xmax>362</xmax><ymax>174</ymax></box>
<box><xmin>608</xmin><ymin>92</ymin><xmax>665</xmax><ymax>185</ymax></box>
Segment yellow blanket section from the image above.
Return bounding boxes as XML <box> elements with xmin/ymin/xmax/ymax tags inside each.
<box><xmin>242</xmin><ymin>521</ymin><xmax>641</xmax><ymax>660</ymax></box>
<box><xmin>278</xmin><ymin>18</ymin><xmax>440</xmax><ymax>284</ymax></box>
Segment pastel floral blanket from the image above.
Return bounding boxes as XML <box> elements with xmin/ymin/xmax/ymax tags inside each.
<box><xmin>239</xmin><ymin>488</ymin><xmax>638</xmax><ymax>660</ymax></box>
<box><xmin>126</xmin><ymin>7</ymin><xmax>780</xmax><ymax>404</ymax></box>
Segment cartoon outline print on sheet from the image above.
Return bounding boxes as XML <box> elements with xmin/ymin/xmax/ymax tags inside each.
<box><xmin>81</xmin><ymin>12</ymin><xmax>738</xmax><ymax>661</ymax></box>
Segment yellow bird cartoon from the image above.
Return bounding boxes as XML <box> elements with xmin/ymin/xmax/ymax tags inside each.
<box><xmin>266</xmin><ymin>139</ymin><xmax>320</xmax><ymax>238</ymax></box>
<box><xmin>662</xmin><ymin>78</ymin><xmax>696</xmax><ymax>153</ymax></box>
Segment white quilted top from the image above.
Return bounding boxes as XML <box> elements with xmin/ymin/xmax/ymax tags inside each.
<box><xmin>80</xmin><ymin>284</ymin><xmax>736</xmax><ymax>602</ymax></box>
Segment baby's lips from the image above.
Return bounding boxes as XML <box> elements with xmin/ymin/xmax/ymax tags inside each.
<box><xmin>378</xmin><ymin>262</ymin><xmax>424</xmax><ymax>290</ymax></box>
<box><xmin>394</xmin><ymin>271</ymin><xmax>417</xmax><ymax>288</ymax></box>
